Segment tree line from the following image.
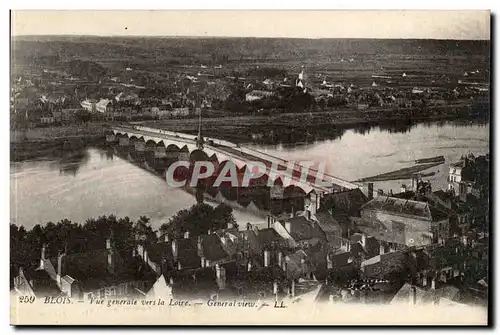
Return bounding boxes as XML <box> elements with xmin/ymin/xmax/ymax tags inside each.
<box><xmin>10</xmin><ymin>203</ymin><xmax>237</xmax><ymax>286</ymax></box>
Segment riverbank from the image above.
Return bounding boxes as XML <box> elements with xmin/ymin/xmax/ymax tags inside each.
<box><xmin>356</xmin><ymin>162</ymin><xmax>443</xmax><ymax>183</ymax></box>
<box><xmin>137</xmin><ymin>103</ymin><xmax>489</xmax><ymax>144</ymax></box>
<box><xmin>10</xmin><ymin>124</ymin><xmax>106</xmax><ymax>162</ymax></box>
<box><xmin>10</xmin><ymin>103</ymin><xmax>489</xmax><ymax>161</ymax></box>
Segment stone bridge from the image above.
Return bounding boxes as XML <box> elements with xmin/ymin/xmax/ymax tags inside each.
<box><xmin>106</xmin><ymin>125</ymin><xmax>365</xmax><ymax>214</ymax></box>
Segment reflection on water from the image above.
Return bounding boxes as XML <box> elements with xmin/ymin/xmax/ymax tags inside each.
<box><xmin>10</xmin><ymin>148</ymin><xmax>265</xmax><ymax>230</ymax></box>
<box><xmin>51</xmin><ymin>150</ymin><xmax>91</xmax><ymax>176</ymax></box>
<box><xmin>248</xmin><ymin>119</ymin><xmax>489</xmax><ymax>146</ymax></box>
<box><xmin>249</xmin><ymin>121</ymin><xmax>489</xmax><ymax>194</ymax></box>
<box><xmin>10</xmin><ymin>120</ymin><xmax>489</xmax><ymax>230</ymax></box>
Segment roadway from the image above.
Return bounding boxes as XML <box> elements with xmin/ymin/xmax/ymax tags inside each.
<box><xmin>111</xmin><ymin>125</ymin><xmax>361</xmax><ymax>193</ymax></box>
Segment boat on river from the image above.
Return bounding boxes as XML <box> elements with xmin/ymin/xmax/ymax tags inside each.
<box><xmin>415</xmin><ymin>156</ymin><xmax>445</xmax><ymax>164</ymax></box>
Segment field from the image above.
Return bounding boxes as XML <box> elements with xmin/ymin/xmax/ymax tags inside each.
<box><xmin>11</xmin><ymin>36</ymin><xmax>490</xmax><ymax>89</ymax></box>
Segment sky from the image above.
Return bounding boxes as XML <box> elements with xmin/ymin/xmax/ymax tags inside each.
<box><xmin>11</xmin><ymin>10</ymin><xmax>490</xmax><ymax>40</ymax></box>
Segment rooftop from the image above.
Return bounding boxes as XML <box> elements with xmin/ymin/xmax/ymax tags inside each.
<box><xmin>390</xmin><ymin>283</ymin><xmax>461</xmax><ymax>306</ymax></box>
<box><xmin>22</xmin><ymin>267</ymin><xmax>62</xmax><ymax>297</ymax></box>
<box><xmin>285</xmin><ymin>216</ymin><xmax>326</xmax><ymax>242</ymax></box>
<box><xmin>201</xmin><ymin>234</ymin><xmax>229</xmax><ymax>262</ymax></box>
<box><xmin>361</xmin><ymin>196</ymin><xmax>431</xmax><ymax>220</ymax></box>
<box><xmin>256</xmin><ymin>228</ymin><xmax>287</xmax><ymax>251</ymax></box>
<box><xmin>320</xmin><ymin>189</ymin><xmax>368</xmax><ymax>215</ymax></box>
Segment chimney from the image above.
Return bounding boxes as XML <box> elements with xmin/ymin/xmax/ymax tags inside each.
<box><xmin>106</xmin><ymin>236</ymin><xmax>115</xmax><ymax>274</ymax></box>
<box><xmin>184</xmin><ymin>231</ymin><xmax>190</xmax><ymax>239</ymax></box>
<box><xmin>57</xmin><ymin>252</ymin><xmax>65</xmax><ymax>286</ymax></box>
<box><xmin>144</xmin><ymin>249</ymin><xmax>149</xmax><ymax>264</ymax></box>
<box><xmin>201</xmin><ymin>256</ymin><xmax>206</xmax><ymax>268</ymax></box>
<box><xmin>368</xmin><ymin>183</ymin><xmax>374</xmax><ymax>200</ymax></box>
<box><xmin>197</xmin><ymin>236</ymin><xmax>203</xmax><ymax>257</ymax></box>
<box><xmin>285</xmin><ymin>221</ymin><xmax>291</xmax><ymax>233</ymax></box>
<box><xmin>278</xmin><ymin>252</ymin><xmax>283</xmax><ymax>267</ymax></box>
<box><xmin>108</xmin><ymin>249</ymin><xmax>115</xmax><ymax>274</ymax></box>
<box><xmin>41</xmin><ymin>244</ymin><xmax>47</xmax><ymax>260</ymax></box>
<box><xmin>40</xmin><ymin>244</ymin><xmax>47</xmax><ymax>268</ymax></box>
<box><xmin>273</xmin><ymin>281</ymin><xmax>278</xmax><ymax>301</ymax></box>
<box><xmin>264</xmin><ymin>250</ymin><xmax>270</xmax><ymax>267</ymax></box>
<box><xmin>216</xmin><ymin>264</ymin><xmax>226</xmax><ymax>290</ymax></box>
<box><xmin>327</xmin><ymin>253</ymin><xmax>333</xmax><ymax>269</ymax></box>
<box><xmin>171</xmin><ymin>240</ymin><xmax>178</xmax><ymax>260</ymax></box>
<box><xmin>410</xmin><ymin>286</ymin><xmax>417</xmax><ymax>306</ymax></box>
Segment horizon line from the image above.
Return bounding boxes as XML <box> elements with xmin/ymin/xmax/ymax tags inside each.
<box><xmin>11</xmin><ymin>34</ymin><xmax>491</xmax><ymax>41</ymax></box>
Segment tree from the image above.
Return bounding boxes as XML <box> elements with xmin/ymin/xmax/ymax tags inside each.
<box><xmin>318</xmin><ymin>98</ymin><xmax>326</xmax><ymax>110</ymax></box>
<box><xmin>75</xmin><ymin>110</ymin><xmax>92</xmax><ymax>124</ymax></box>
<box><xmin>160</xmin><ymin>203</ymin><xmax>237</xmax><ymax>238</ymax></box>
<box><xmin>213</xmin><ymin>203</ymin><xmax>237</xmax><ymax>229</ymax></box>
<box><xmin>134</xmin><ymin>216</ymin><xmax>157</xmax><ymax>244</ymax></box>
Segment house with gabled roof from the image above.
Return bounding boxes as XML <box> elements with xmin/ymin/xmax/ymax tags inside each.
<box><xmin>360</xmin><ymin>196</ymin><xmax>450</xmax><ymax>247</ymax></box>
<box><xmin>273</xmin><ymin>215</ymin><xmax>326</xmax><ymax>249</ymax></box>
<box><xmin>13</xmin><ymin>267</ymin><xmax>62</xmax><ymax>298</ymax></box>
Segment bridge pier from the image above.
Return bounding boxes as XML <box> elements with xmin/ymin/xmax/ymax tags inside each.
<box><xmin>119</xmin><ymin>137</ymin><xmax>130</xmax><ymax>146</ymax></box>
<box><xmin>135</xmin><ymin>141</ymin><xmax>145</xmax><ymax>152</ymax></box>
<box><xmin>106</xmin><ymin>134</ymin><xmax>116</xmax><ymax>143</ymax></box>
<box><xmin>155</xmin><ymin>145</ymin><xmax>167</xmax><ymax>158</ymax></box>
<box><xmin>109</xmin><ymin>126</ymin><xmax>362</xmax><ymax>219</ymax></box>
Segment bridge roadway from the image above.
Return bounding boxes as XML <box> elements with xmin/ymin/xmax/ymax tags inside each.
<box><xmin>110</xmin><ymin>125</ymin><xmax>361</xmax><ymax>195</ymax></box>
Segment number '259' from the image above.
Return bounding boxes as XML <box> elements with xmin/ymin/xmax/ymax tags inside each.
<box><xmin>19</xmin><ymin>296</ymin><xmax>35</xmax><ymax>304</ymax></box>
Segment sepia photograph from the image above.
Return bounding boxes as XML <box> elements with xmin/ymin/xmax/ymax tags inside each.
<box><xmin>9</xmin><ymin>9</ymin><xmax>491</xmax><ymax>326</ymax></box>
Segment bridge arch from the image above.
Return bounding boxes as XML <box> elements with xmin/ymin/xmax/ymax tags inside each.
<box><xmin>189</xmin><ymin>149</ymin><xmax>210</xmax><ymax>164</ymax></box>
<box><xmin>166</xmin><ymin>144</ymin><xmax>181</xmax><ymax>152</ymax></box>
<box><xmin>145</xmin><ymin>140</ymin><xmax>157</xmax><ymax>151</ymax></box>
<box><xmin>283</xmin><ymin>185</ymin><xmax>306</xmax><ymax>213</ymax></box>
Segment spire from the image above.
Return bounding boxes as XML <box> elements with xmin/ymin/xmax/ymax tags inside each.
<box><xmin>296</xmin><ymin>65</ymin><xmax>306</xmax><ymax>88</ymax></box>
<box><xmin>196</xmin><ymin>93</ymin><xmax>204</xmax><ymax>150</ymax></box>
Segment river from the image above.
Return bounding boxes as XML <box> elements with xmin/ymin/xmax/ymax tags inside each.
<box><xmin>10</xmin><ymin>121</ymin><xmax>489</xmax><ymax>230</ymax></box>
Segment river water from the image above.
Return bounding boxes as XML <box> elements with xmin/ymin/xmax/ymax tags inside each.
<box><xmin>10</xmin><ymin>121</ymin><xmax>489</xmax><ymax>230</ymax></box>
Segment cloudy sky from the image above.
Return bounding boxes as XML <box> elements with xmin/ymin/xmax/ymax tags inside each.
<box><xmin>11</xmin><ymin>10</ymin><xmax>490</xmax><ymax>40</ymax></box>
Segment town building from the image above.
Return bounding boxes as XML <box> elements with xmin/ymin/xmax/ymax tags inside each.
<box><xmin>359</xmin><ymin>196</ymin><xmax>450</xmax><ymax>247</ymax></box>
<box><xmin>272</xmin><ymin>215</ymin><xmax>326</xmax><ymax>249</ymax></box>
<box><xmin>33</xmin><ymin>237</ymin><xmax>157</xmax><ymax>301</ymax></box>
<box><xmin>245</xmin><ymin>90</ymin><xmax>274</xmax><ymax>102</ymax></box>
